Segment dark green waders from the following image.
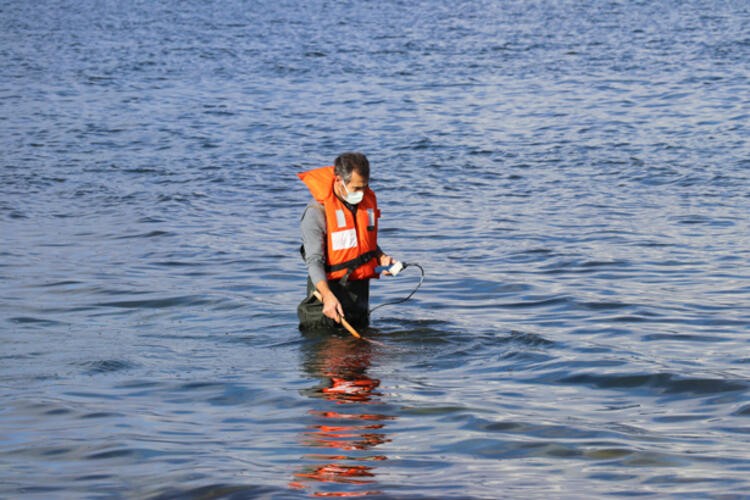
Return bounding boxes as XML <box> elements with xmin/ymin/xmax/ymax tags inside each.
<box><xmin>297</xmin><ymin>277</ymin><xmax>370</xmax><ymax>332</ymax></box>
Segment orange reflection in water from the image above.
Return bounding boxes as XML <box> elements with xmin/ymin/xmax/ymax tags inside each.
<box><xmin>292</xmin><ymin>334</ymin><xmax>394</xmax><ymax>497</ymax></box>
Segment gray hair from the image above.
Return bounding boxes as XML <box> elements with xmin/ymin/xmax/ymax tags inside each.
<box><xmin>334</xmin><ymin>152</ymin><xmax>370</xmax><ymax>183</ymax></box>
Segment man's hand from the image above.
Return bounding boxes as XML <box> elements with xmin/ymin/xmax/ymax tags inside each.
<box><xmin>315</xmin><ymin>281</ymin><xmax>344</xmax><ymax>322</ymax></box>
<box><xmin>378</xmin><ymin>254</ymin><xmax>395</xmax><ymax>275</ymax></box>
<box><xmin>321</xmin><ymin>291</ymin><xmax>344</xmax><ymax>322</ymax></box>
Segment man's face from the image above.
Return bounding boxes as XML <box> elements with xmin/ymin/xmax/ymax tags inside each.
<box><xmin>338</xmin><ymin>170</ymin><xmax>369</xmax><ymax>195</ymax></box>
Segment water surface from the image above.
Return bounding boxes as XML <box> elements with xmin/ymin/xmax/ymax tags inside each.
<box><xmin>2</xmin><ymin>0</ymin><xmax>750</xmax><ymax>497</ymax></box>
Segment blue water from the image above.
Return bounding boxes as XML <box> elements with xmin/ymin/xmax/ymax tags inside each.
<box><xmin>2</xmin><ymin>0</ymin><xmax>750</xmax><ymax>498</ymax></box>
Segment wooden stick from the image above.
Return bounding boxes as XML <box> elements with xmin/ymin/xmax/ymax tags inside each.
<box><xmin>312</xmin><ymin>291</ymin><xmax>362</xmax><ymax>339</ymax></box>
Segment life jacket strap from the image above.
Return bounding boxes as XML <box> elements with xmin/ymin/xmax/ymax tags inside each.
<box><xmin>325</xmin><ymin>249</ymin><xmax>379</xmax><ymax>273</ymax></box>
<box><xmin>300</xmin><ymin>245</ymin><xmax>379</xmax><ymax>286</ymax></box>
<box><xmin>326</xmin><ymin>250</ymin><xmax>379</xmax><ymax>286</ymax></box>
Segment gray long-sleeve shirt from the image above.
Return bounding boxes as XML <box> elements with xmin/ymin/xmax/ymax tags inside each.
<box><xmin>300</xmin><ymin>201</ymin><xmax>328</xmax><ymax>285</ymax></box>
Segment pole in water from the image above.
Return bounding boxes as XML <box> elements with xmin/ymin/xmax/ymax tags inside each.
<box><xmin>312</xmin><ymin>291</ymin><xmax>362</xmax><ymax>339</ymax></box>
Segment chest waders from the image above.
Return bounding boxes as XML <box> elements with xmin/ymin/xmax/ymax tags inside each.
<box><xmin>297</xmin><ymin>277</ymin><xmax>370</xmax><ymax>332</ymax></box>
<box><xmin>297</xmin><ymin>245</ymin><xmax>375</xmax><ymax>332</ymax></box>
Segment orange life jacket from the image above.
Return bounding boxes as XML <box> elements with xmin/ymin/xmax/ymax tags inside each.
<box><xmin>298</xmin><ymin>166</ymin><xmax>380</xmax><ymax>282</ymax></box>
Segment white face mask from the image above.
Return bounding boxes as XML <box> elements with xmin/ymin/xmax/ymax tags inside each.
<box><xmin>341</xmin><ymin>180</ymin><xmax>364</xmax><ymax>205</ymax></box>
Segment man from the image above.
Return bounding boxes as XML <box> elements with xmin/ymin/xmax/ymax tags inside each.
<box><xmin>297</xmin><ymin>152</ymin><xmax>396</xmax><ymax>331</ymax></box>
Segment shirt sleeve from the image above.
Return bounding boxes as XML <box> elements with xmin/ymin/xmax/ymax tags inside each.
<box><xmin>300</xmin><ymin>201</ymin><xmax>327</xmax><ymax>285</ymax></box>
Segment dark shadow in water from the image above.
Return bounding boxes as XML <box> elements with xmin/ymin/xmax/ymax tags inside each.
<box><xmin>291</xmin><ymin>330</ymin><xmax>395</xmax><ymax>498</ymax></box>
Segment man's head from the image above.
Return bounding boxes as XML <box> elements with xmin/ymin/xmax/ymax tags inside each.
<box><xmin>334</xmin><ymin>152</ymin><xmax>370</xmax><ymax>184</ymax></box>
<box><xmin>334</xmin><ymin>152</ymin><xmax>369</xmax><ymax>204</ymax></box>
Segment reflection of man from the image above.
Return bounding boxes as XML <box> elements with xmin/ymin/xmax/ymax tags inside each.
<box><xmin>291</xmin><ymin>334</ymin><xmax>392</xmax><ymax>496</ymax></box>
<box><xmin>297</xmin><ymin>152</ymin><xmax>396</xmax><ymax>331</ymax></box>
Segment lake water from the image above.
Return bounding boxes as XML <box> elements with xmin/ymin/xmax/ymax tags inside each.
<box><xmin>2</xmin><ymin>0</ymin><xmax>750</xmax><ymax>498</ymax></box>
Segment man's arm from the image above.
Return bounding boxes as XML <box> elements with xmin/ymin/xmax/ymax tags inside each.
<box><xmin>301</xmin><ymin>202</ymin><xmax>327</xmax><ymax>285</ymax></box>
<box><xmin>300</xmin><ymin>202</ymin><xmax>344</xmax><ymax>321</ymax></box>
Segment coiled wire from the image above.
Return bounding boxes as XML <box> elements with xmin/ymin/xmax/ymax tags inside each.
<box><xmin>368</xmin><ymin>263</ymin><xmax>425</xmax><ymax>315</ymax></box>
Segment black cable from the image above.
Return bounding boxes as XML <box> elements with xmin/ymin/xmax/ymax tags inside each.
<box><xmin>369</xmin><ymin>263</ymin><xmax>424</xmax><ymax>315</ymax></box>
